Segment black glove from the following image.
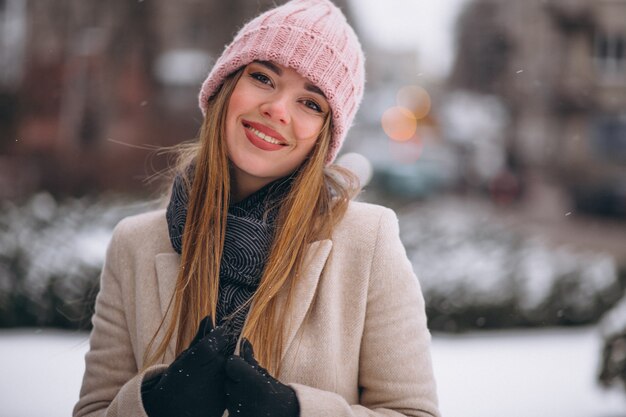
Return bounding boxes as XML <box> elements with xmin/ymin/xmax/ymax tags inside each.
<box><xmin>224</xmin><ymin>339</ymin><xmax>300</xmax><ymax>417</ymax></box>
<box><xmin>141</xmin><ymin>316</ymin><xmax>233</xmax><ymax>417</ymax></box>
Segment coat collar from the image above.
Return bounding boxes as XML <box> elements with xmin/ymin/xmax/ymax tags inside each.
<box><xmin>154</xmin><ymin>239</ymin><xmax>333</xmax><ymax>360</ymax></box>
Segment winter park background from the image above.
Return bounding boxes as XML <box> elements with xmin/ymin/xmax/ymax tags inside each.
<box><xmin>2</xmin><ymin>0</ymin><xmax>626</xmax><ymax>416</ymax></box>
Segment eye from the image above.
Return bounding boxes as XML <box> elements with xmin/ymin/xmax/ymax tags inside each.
<box><xmin>249</xmin><ymin>72</ymin><xmax>273</xmax><ymax>86</ymax></box>
<box><xmin>302</xmin><ymin>99</ymin><xmax>323</xmax><ymax>113</ymax></box>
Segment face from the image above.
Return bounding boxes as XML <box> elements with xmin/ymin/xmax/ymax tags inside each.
<box><xmin>225</xmin><ymin>61</ymin><xmax>330</xmax><ymax>200</ymax></box>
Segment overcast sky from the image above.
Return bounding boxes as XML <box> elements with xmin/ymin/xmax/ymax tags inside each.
<box><xmin>348</xmin><ymin>0</ymin><xmax>471</xmax><ymax>80</ymax></box>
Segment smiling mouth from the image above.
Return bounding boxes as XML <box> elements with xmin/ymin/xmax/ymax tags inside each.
<box><xmin>243</xmin><ymin>122</ymin><xmax>286</xmax><ymax>146</ymax></box>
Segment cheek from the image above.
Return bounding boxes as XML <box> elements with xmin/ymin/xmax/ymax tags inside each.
<box><xmin>225</xmin><ymin>90</ymin><xmax>250</xmax><ymax>148</ymax></box>
<box><xmin>300</xmin><ymin>137</ymin><xmax>318</xmax><ymax>157</ymax></box>
<box><xmin>291</xmin><ymin>135</ymin><xmax>319</xmax><ymax>168</ymax></box>
<box><xmin>226</xmin><ymin>89</ymin><xmax>246</xmax><ymax>123</ymax></box>
<box><xmin>291</xmin><ymin>114</ymin><xmax>324</xmax><ymax>159</ymax></box>
<box><xmin>295</xmin><ymin>117</ymin><xmax>324</xmax><ymax>144</ymax></box>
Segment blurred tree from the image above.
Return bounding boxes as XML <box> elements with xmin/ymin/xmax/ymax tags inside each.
<box><xmin>449</xmin><ymin>1</ymin><xmax>514</xmax><ymax>95</ymax></box>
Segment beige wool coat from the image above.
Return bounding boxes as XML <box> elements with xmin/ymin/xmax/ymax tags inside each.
<box><xmin>73</xmin><ymin>201</ymin><xmax>441</xmax><ymax>417</ymax></box>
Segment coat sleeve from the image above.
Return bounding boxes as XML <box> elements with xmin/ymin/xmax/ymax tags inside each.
<box><xmin>290</xmin><ymin>208</ymin><xmax>441</xmax><ymax>417</ymax></box>
<box><xmin>73</xmin><ymin>222</ymin><xmax>168</xmax><ymax>417</ymax></box>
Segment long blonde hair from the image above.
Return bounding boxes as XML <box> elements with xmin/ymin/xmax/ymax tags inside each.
<box><xmin>143</xmin><ymin>67</ymin><xmax>359</xmax><ymax>375</ymax></box>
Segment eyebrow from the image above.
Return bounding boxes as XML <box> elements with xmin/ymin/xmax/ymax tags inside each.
<box><xmin>256</xmin><ymin>61</ymin><xmax>327</xmax><ymax>99</ymax></box>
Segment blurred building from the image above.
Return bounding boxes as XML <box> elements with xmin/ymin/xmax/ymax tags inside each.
<box><xmin>449</xmin><ymin>0</ymin><xmax>626</xmax><ymax>216</ymax></box>
<box><xmin>0</xmin><ymin>0</ymin><xmax>355</xmax><ymax>199</ymax></box>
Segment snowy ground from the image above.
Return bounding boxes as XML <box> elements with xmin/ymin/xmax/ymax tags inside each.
<box><xmin>431</xmin><ymin>327</ymin><xmax>625</xmax><ymax>417</ymax></box>
<box><xmin>1</xmin><ymin>326</ymin><xmax>624</xmax><ymax>417</ymax></box>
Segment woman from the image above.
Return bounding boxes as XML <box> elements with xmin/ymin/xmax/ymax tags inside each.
<box><xmin>73</xmin><ymin>0</ymin><xmax>440</xmax><ymax>416</ymax></box>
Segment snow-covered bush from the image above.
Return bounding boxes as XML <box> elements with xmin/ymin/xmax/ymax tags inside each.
<box><xmin>0</xmin><ymin>193</ymin><xmax>158</xmax><ymax>328</ymax></box>
<box><xmin>598</xmin><ymin>295</ymin><xmax>626</xmax><ymax>393</ymax></box>
<box><xmin>397</xmin><ymin>199</ymin><xmax>623</xmax><ymax>332</ymax></box>
<box><xmin>0</xmin><ymin>192</ymin><xmax>622</xmax><ymax>332</ymax></box>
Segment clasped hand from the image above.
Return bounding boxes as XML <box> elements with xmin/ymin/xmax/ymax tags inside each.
<box><xmin>141</xmin><ymin>316</ymin><xmax>299</xmax><ymax>417</ymax></box>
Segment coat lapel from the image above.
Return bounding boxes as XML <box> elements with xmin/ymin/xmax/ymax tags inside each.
<box><xmin>155</xmin><ymin>253</ymin><xmax>180</xmax><ymax>316</ymax></box>
<box><xmin>154</xmin><ymin>253</ymin><xmax>180</xmax><ymax>358</ymax></box>
<box><xmin>279</xmin><ymin>239</ymin><xmax>332</xmax><ymax>361</ymax></box>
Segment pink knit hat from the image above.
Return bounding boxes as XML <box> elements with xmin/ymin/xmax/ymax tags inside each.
<box><xmin>198</xmin><ymin>0</ymin><xmax>365</xmax><ymax>164</ymax></box>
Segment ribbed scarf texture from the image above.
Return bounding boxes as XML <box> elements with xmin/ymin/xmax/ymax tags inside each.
<box><xmin>165</xmin><ymin>171</ymin><xmax>293</xmax><ymax>338</ymax></box>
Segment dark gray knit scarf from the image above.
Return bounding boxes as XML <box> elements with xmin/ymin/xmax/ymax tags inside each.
<box><xmin>165</xmin><ymin>171</ymin><xmax>293</xmax><ymax>337</ymax></box>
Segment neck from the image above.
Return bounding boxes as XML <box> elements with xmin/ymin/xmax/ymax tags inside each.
<box><xmin>230</xmin><ymin>170</ymin><xmax>274</xmax><ymax>203</ymax></box>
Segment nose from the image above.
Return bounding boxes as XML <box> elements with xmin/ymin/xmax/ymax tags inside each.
<box><xmin>260</xmin><ymin>94</ymin><xmax>291</xmax><ymax>125</ymax></box>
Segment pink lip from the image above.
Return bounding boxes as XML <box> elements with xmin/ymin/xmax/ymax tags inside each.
<box><xmin>243</xmin><ymin>120</ymin><xmax>287</xmax><ymax>144</ymax></box>
<box><xmin>244</xmin><ymin>127</ymin><xmax>283</xmax><ymax>151</ymax></box>
<box><xmin>242</xmin><ymin>120</ymin><xmax>288</xmax><ymax>152</ymax></box>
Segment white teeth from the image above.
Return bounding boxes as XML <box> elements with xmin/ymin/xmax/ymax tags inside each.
<box><xmin>246</xmin><ymin>125</ymin><xmax>283</xmax><ymax>145</ymax></box>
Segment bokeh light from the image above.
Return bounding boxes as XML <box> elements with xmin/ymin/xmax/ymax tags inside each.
<box><xmin>397</xmin><ymin>85</ymin><xmax>432</xmax><ymax>120</ymax></box>
<box><xmin>381</xmin><ymin>106</ymin><xmax>417</xmax><ymax>141</ymax></box>
<box><xmin>336</xmin><ymin>152</ymin><xmax>373</xmax><ymax>186</ymax></box>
